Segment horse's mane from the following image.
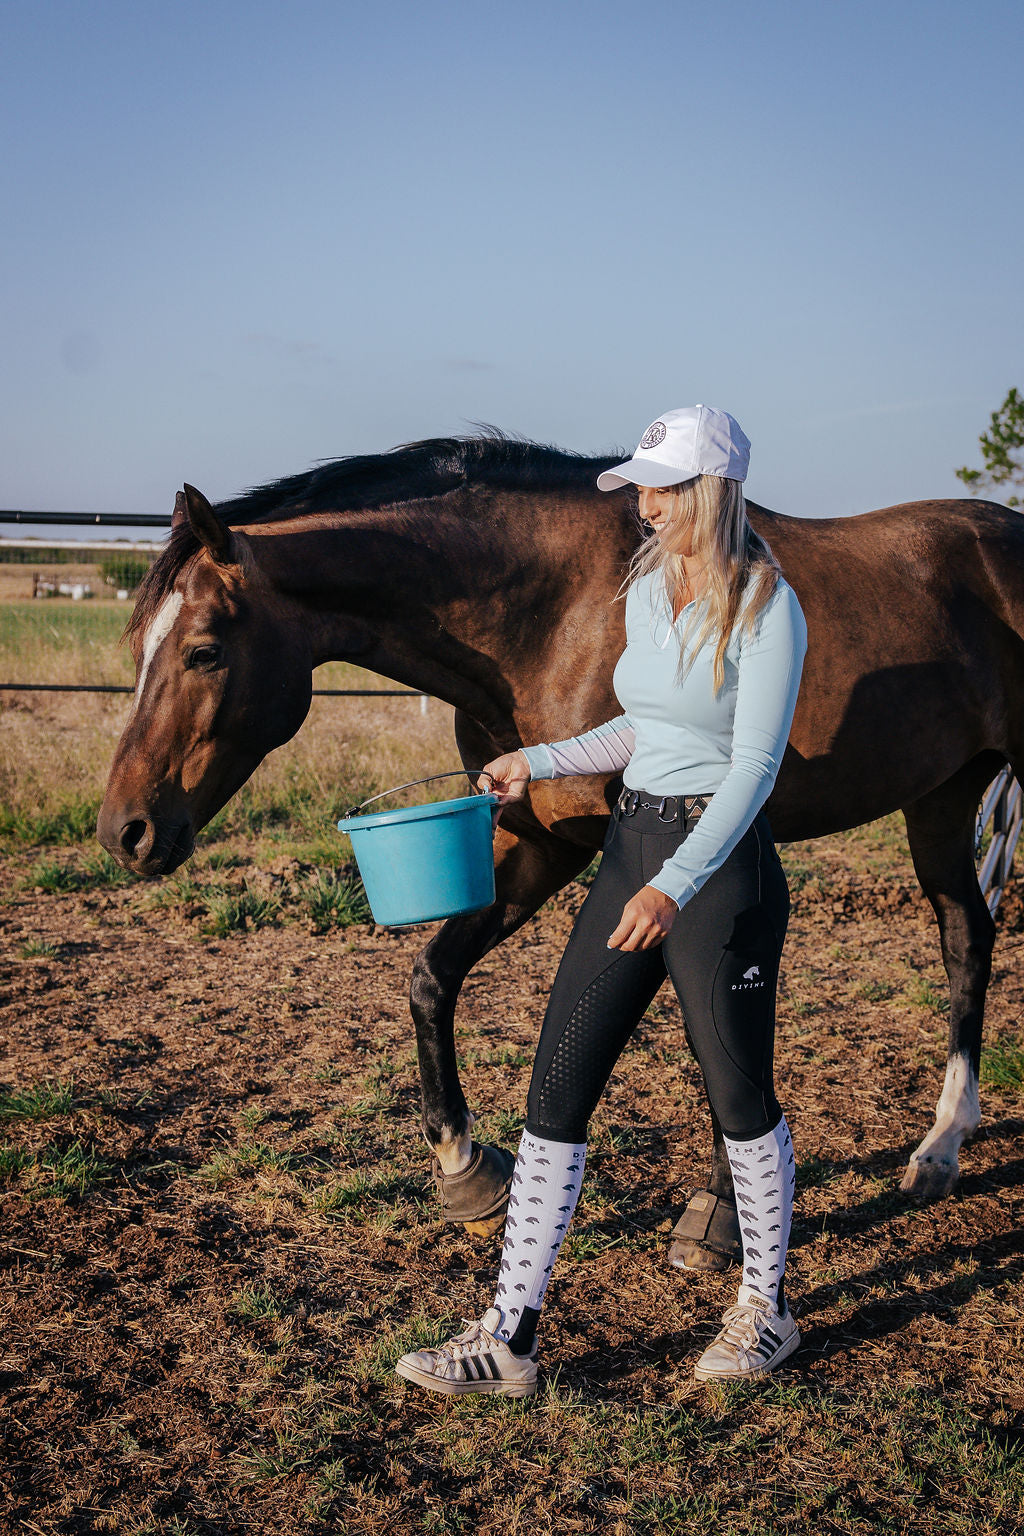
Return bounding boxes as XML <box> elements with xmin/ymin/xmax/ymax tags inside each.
<box><xmin>127</xmin><ymin>431</ymin><xmax>619</xmax><ymax>641</ymax></box>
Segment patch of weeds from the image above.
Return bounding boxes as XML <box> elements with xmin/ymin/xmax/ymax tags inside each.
<box><xmin>854</xmin><ymin>979</ymin><xmax>895</xmax><ymax>1002</ymax></box>
<box><xmin>0</xmin><ymin>798</ymin><xmax>101</xmax><ymax>848</ymax></box>
<box><xmin>17</xmin><ymin>938</ymin><xmax>60</xmax><ymax>960</ymax></box>
<box><xmin>797</xmin><ymin>1154</ymin><xmax>843</xmax><ymax>1187</ymax></box>
<box><xmin>981</xmin><ymin>1040</ymin><xmax>1024</xmax><ymax>1089</ymax></box>
<box><xmin>231</xmin><ymin>1279</ymin><xmax>285</xmax><ymax>1322</ymax></box>
<box><xmin>903</xmin><ymin>975</ymin><xmax>949</xmax><ymax>1013</ymax></box>
<box><xmin>299</xmin><ymin>867</ymin><xmax>371</xmax><ymax>932</ymax></box>
<box><xmin>24</xmin><ymin>857</ymin><xmax>83</xmax><ymax>892</ymax></box>
<box><xmin>0</xmin><ymin>1077</ymin><xmax>75</xmax><ymax>1122</ymax></box>
<box><xmin>311</xmin><ymin>1166</ymin><xmax>423</xmax><ymax>1220</ymax></box>
<box><xmin>204</xmin><ymin>849</ymin><xmax>247</xmax><ymax>871</ymax></box>
<box><xmin>239</xmin><ymin>1105</ymin><xmax>267</xmax><ymax>1133</ymax></box>
<box><xmin>0</xmin><ymin>1145</ymin><xmax>33</xmax><ymax>1180</ymax></box>
<box><xmin>202</xmin><ymin>884</ymin><xmax>281</xmax><ymax>937</ymax></box>
<box><xmin>195</xmin><ymin>1141</ymin><xmax>300</xmax><ymax>1188</ymax></box>
<box><xmin>7</xmin><ymin>1139</ymin><xmax>114</xmax><ymax>1199</ymax></box>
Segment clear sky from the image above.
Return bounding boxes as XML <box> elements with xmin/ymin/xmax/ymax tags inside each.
<box><xmin>2</xmin><ymin>0</ymin><xmax>1021</xmax><ymax>522</ymax></box>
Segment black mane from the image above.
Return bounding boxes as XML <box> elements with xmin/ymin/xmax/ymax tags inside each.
<box><xmin>127</xmin><ymin>431</ymin><xmax>621</xmax><ymax>641</ymax></box>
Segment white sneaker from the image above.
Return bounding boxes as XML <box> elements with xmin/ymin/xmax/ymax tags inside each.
<box><xmin>395</xmin><ymin>1308</ymin><xmax>538</xmax><ymax>1397</ymax></box>
<box><xmin>694</xmin><ymin>1285</ymin><xmax>800</xmax><ymax>1382</ymax></box>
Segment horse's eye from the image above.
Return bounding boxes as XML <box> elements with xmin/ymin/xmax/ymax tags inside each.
<box><xmin>186</xmin><ymin>644</ymin><xmax>222</xmax><ymax>671</ymax></box>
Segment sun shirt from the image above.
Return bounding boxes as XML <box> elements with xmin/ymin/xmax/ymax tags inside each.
<box><xmin>520</xmin><ymin>571</ymin><xmax>807</xmax><ymax>909</ymax></box>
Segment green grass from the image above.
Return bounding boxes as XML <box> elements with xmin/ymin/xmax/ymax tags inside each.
<box><xmin>903</xmin><ymin>975</ymin><xmax>950</xmax><ymax>1013</ymax></box>
<box><xmin>201</xmin><ymin>883</ymin><xmax>282</xmax><ymax>937</ymax></box>
<box><xmin>0</xmin><ymin>1138</ymin><xmax>113</xmax><ymax>1199</ymax></box>
<box><xmin>299</xmin><ymin>867</ymin><xmax>371</xmax><ymax>931</ymax></box>
<box><xmin>0</xmin><ymin>797</ymin><xmax>103</xmax><ymax>848</ymax></box>
<box><xmin>980</xmin><ymin>1039</ymin><xmax>1024</xmax><ymax>1089</ymax></box>
<box><xmin>231</xmin><ymin>1280</ymin><xmax>286</xmax><ymax>1323</ymax></box>
<box><xmin>17</xmin><ymin>938</ymin><xmax>60</xmax><ymax>959</ymax></box>
<box><xmin>23</xmin><ymin>849</ymin><xmax>133</xmax><ymax>892</ymax></box>
<box><xmin>0</xmin><ymin>1078</ymin><xmax>75</xmax><ymax>1121</ymax></box>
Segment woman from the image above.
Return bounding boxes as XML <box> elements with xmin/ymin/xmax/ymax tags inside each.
<box><xmin>396</xmin><ymin>404</ymin><xmax>807</xmax><ymax>1395</ymax></box>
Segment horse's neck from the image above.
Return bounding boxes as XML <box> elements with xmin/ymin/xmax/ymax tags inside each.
<box><xmin>248</xmin><ymin>494</ymin><xmax>627</xmax><ymax>732</ymax></box>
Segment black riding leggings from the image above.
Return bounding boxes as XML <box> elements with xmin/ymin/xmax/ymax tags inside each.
<box><xmin>525</xmin><ymin>802</ymin><xmax>790</xmax><ymax>1144</ymax></box>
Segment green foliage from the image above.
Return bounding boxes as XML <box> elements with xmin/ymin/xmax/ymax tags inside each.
<box><xmin>0</xmin><ymin>1078</ymin><xmax>75</xmax><ymax>1122</ymax></box>
<box><xmin>99</xmin><ymin>555</ymin><xmax>150</xmax><ymax>591</ymax></box>
<box><xmin>980</xmin><ymin>1040</ymin><xmax>1024</xmax><ymax>1089</ymax></box>
<box><xmin>956</xmin><ymin>386</ymin><xmax>1024</xmax><ymax>509</ymax></box>
<box><xmin>299</xmin><ymin>867</ymin><xmax>371</xmax><ymax>931</ymax></box>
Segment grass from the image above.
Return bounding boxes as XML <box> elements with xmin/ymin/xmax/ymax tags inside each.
<box><xmin>0</xmin><ymin>1138</ymin><xmax>113</xmax><ymax>1199</ymax></box>
<box><xmin>980</xmin><ymin>1039</ymin><xmax>1024</xmax><ymax>1089</ymax></box>
<box><xmin>0</xmin><ymin>1077</ymin><xmax>76</xmax><ymax>1121</ymax></box>
<box><xmin>299</xmin><ymin>867</ymin><xmax>372</xmax><ymax>931</ymax></box>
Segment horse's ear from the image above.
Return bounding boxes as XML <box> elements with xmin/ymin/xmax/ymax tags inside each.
<box><xmin>171</xmin><ymin>490</ymin><xmax>188</xmax><ymax>530</ymax></box>
<box><xmin>183</xmin><ymin>483</ymin><xmax>234</xmax><ymax>565</ymax></box>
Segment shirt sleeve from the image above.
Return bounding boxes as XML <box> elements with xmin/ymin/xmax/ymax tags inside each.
<box><xmin>647</xmin><ymin>582</ymin><xmax>807</xmax><ymax>909</ymax></box>
<box><xmin>520</xmin><ymin>715</ymin><xmax>636</xmax><ymax>780</ymax></box>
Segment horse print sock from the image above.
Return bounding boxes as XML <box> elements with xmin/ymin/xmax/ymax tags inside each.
<box><xmin>723</xmin><ymin>1116</ymin><xmax>796</xmax><ymax>1312</ymax></box>
<box><xmin>492</xmin><ymin>1131</ymin><xmax>586</xmax><ymax>1351</ymax></box>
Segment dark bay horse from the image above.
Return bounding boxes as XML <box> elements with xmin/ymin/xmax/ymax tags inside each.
<box><xmin>97</xmin><ymin>435</ymin><xmax>1023</xmax><ymax>1261</ymax></box>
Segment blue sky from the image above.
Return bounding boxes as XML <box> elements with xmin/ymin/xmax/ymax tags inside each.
<box><xmin>2</xmin><ymin>0</ymin><xmax>1021</xmax><ymax>522</ymax></box>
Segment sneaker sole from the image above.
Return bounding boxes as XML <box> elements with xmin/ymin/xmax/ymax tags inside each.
<box><xmin>395</xmin><ymin>1359</ymin><xmax>537</xmax><ymax>1397</ymax></box>
<box><xmin>693</xmin><ymin>1325</ymin><xmax>801</xmax><ymax>1382</ymax></box>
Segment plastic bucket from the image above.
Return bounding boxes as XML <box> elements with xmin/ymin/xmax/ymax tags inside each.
<box><xmin>337</xmin><ymin>792</ymin><xmax>498</xmax><ymax>926</ymax></box>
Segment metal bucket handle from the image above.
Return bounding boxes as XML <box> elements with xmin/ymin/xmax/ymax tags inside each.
<box><xmin>342</xmin><ymin>770</ymin><xmax>495</xmax><ymax>821</ymax></box>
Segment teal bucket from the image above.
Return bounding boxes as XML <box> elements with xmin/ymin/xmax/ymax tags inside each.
<box><xmin>337</xmin><ymin>775</ymin><xmax>498</xmax><ymax>926</ymax></box>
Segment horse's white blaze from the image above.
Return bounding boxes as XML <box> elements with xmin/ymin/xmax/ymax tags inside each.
<box><xmin>130</xmin><ymin>592</ymin><xmax>183</xmax><ymax>718</ymax></box>
<box><xmin>907</xmin><ymin>1051</ymin><xmax>981</xmax><ymax>1174</ymax></box>
<box><xmin>433</xmin><ymin>1125</ymin><xmax>474</xmax><ymax>1176</ymax></box>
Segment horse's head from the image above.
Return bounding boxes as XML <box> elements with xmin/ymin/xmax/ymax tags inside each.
<box><xmin>97</xmin><ymin>486</ymin><xmax>313</xmax><ymax>876</ymax></box>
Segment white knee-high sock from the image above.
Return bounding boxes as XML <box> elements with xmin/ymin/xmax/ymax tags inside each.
<box><xmin>723</xmin><ymin>1116</ymin><xmax>796</xmax><ymax>1311</ymax></box>
<box><xmin>492</xmin><ymin>1130</ymin><xmax>586</xmax><ymax>1340</ymax></box>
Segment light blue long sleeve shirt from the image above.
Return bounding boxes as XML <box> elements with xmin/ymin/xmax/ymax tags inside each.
<box><xmin>521</xmin><ymin>572</ymin><xmax>807</xmax><ymax>909</ymax></box>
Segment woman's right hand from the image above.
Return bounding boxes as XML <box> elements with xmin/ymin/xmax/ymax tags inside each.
<box><xmin>479</xmin><ymin>750</ymin><xmax>531</xmax><ymax>806</ymax></box>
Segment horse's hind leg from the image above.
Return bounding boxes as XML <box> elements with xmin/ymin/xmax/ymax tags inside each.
<box><xmin>410</xmin><ymin>822</ymin><xmax>595</xmax><ymax>1235</ymax></box>
<box><xmin>900</xmin><ymin>755</ymin><xmax>1001</xmax><ymax>1199</ymax></box>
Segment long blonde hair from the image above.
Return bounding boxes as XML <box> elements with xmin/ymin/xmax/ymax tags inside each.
<box><xmin>625</xmin><ymin>476</ymin><xmax>781</xmax><ymax>692</ymax></box>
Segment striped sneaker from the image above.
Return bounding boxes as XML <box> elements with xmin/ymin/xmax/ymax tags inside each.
<box><xmin>395</xmin><ymin>1308</ymin><xmax>538</xmax><ymax>1397</ymax></box>
<box><xmin>694</xmin><ymin>1285</ymin><xmax>800</xmax><ymax>1382</ymax></box>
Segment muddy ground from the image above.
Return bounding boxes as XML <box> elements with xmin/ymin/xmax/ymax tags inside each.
<box><xmin>1</xmin><ymin>829</ymin><xmax>1022</xmax><ymax>1535</ymax></box>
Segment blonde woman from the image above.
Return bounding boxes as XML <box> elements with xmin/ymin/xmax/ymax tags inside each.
<box><xmin>397</xmin><ymin>406</ymin><xmax>808</xmax><ymax>1395</ymax></box>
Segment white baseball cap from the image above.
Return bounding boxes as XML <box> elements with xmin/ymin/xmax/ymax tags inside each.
<box><xmin>596</xmin><ymin>404</ymin><xmax>750</xmax><ymax>491</ymax></box>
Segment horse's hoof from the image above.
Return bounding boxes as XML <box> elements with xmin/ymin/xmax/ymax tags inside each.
<box><xmin>899</xmin><ymin>1153</ymin><xmax>959</xmax><ymax>1202</ymax></box>
<box><xmin>433</xmin><ymin>1141</ymin><xmax>515</xmax><ymax>1233</ymax></box>
<box><xmin>462</xmin><ymin>1211</ymin><xmax>507</xmax><ymax>1240</ymax></box>
<box><xmin>668</xmin><ymin>1238</ymin><xmax>735</xmax><ymax>1272</ymax></box>
<box><xmin>667</xmin><ymin>1189</ymin><xmax>741</xmax><ymax>1273</ymax></box>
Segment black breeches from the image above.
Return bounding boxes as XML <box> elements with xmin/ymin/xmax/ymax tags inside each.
<box><xmin>525</xmin><ymin>804</ymin><xmax>789</xmax><ymax>1144</ymax></box>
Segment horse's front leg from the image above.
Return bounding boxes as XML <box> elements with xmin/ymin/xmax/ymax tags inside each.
<box><xmin>410</xmin><ymin>822</ymin><xmax>595</xmax><ymax>1235</ymax></box>
<box><xmin>900</xmin><ymin>762</ymin><xmax>996</xmax><ymax>1199</ymax></box>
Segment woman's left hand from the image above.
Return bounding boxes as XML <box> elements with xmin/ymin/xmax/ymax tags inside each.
<box><xmin>607</xmin><ymin>886</ymin><xmax>680</xmax><ymax>951</ymax></box>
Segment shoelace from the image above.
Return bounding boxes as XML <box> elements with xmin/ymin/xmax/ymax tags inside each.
<box><xmin>716</xmin><ymin>1304</ymin><xmax>769</xmax><ymax>1353</ymax></box>
<box><xmin>436</xmin><ymin>1319</ymin><xmax>497</xmax><ymax>1366</ymax></box>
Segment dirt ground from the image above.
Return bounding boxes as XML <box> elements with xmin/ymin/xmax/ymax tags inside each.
<box><xmin>1</xmin><ymin>830</ymin><xmax>1023</xmax><ymax>1535</ymax></box>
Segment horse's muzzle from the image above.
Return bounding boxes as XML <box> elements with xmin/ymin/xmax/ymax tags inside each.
<box><xmin>96</xmin><ymin>803</ymin><xmax>195</xmax><ymax>877</ymax></box>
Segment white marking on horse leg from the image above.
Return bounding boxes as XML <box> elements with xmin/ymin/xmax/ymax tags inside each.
<box><xmin>432</xmin><ymin>1123</ymin><xmax>475</xmax><ymax>1177</ymax></box>
<box><xmin>130</xmin><ymin>592</ymin><xmax>183</xmax><ymax>718</ymax></box>
<box><xmin>905</xmin><ymin>1051</ymin><xmax>981</xmax><ymax>1186</ymax></box>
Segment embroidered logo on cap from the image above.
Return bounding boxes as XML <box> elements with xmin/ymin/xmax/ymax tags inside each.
<box><xmin>639</xmin><ymin>421</ymin><xmax>667</xmax><ymax>449</ymax></box>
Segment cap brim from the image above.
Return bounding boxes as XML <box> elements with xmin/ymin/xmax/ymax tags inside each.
<box><xmin>596</xmin><ymin>457</ymin><xmax>700</xmax><ymax>492</ymax></box>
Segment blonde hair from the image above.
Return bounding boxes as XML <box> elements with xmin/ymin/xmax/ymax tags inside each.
<box><xmin>625</xmin><ymin>476</ymin><xmax>781</xmax><ymax>692</ymax></box>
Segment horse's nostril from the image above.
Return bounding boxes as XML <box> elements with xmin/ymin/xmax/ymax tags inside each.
<box><xmin>120</xmin><ymin>819</ymin><xmax>150</xmax><ymax>857</ymax></box>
